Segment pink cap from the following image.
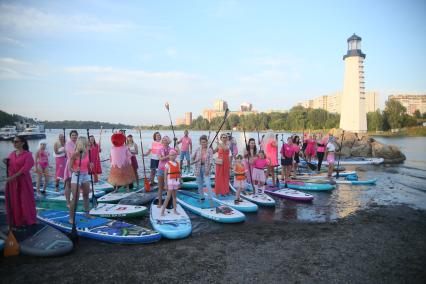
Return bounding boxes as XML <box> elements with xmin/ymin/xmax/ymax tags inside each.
<box><xmin>169</xmin><ymin>149</ymin><xmax>177</xmax><ymax>155</ymax></box>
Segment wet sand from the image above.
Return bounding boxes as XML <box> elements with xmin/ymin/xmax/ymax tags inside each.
<box><xmin>1</xmin><ymin>204</ymin><xmax>425</xmax><ymax>283</ymax></box>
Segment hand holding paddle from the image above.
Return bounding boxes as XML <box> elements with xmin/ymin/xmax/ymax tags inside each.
<box><xmin>139</xmin><ymin>130</ymin><xmax>150</xmax><ymax>192</ymax></box>
<box><xmin>4</xmin><ymin>158</ymin><xmax>19</xmax><ymax>257</ymax></box>
<box><xmin>87</xmin><ymin>129</ymin><xmax>97</xmax><ymax>208</ymax></box>
<box><xmin>69</xmin><ymin>151</ymin><xmax>83</xmax><ymax>244</ymax></box>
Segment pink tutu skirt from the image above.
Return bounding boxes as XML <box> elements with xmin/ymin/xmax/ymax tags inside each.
<box><xmin>55</xmin><ymin>156</ymin><xmax>66</xmax><ymax>179</ymax></box>
<box><xmin>252</xmin><ymin>168</ymin><xmax>266</xmax><ymax>183</ymax></box>
<box><xmin>327</xmin><ymin>153</ymin><xmax>335</xmax><ymax>164</ymax></box>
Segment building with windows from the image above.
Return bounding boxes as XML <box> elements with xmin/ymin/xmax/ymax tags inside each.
<box><xmin>389</xmin><ymin>94</ymin><xmax>426</xmax><ymax>115</ymax></box>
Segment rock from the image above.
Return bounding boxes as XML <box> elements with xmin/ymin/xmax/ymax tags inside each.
<box><xmin>351</xmin><ymin>144</ymin><xmax>372</xmax><ymax>157</ymax></box>
<box><xmin>371</xmin><ymin>141</ymin><xmax>406</xmax><ymax>164</ymax></box>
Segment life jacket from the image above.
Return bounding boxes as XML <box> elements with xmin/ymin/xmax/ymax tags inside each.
<box><xmin>167</xmin><ymin>161</ymin><xmax>180</xmax><ymax>179</ymax></box>
<box><xmin>234</xmin><ymin>163</ymin><xmax>246</xmax><ymax>181</ymax></box>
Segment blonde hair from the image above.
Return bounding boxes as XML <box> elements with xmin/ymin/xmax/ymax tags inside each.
<box><xmin>75</xmin><ymin>137</ymin><xmax>88</xmax><ymax>154</ymax></box>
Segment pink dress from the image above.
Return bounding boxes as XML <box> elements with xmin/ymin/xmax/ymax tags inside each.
<box><xmin>214</xmin><ymin>147</ymin><xmax>230</xmax><ymax>195</ymax></box>
<box><xmin>37</xmin><ymin>149</ymin><xmax>49</xmax><ymax>169</ymax></box>
<box><xmin>89</xmin><ymin>144</ymin><xmax>102</xmax><ymax>174</ymax></box>
<box><xmin>305</xmin><ymin>139</ymin><xmax>316</xmax><ymax>156</ymax></box>
<box><xmin>265</xmin><ymin>140</ymin><xmax>278</xmax><ymax>167</ymax></box>
<box><xmin>64</xmin><ymin>140</ymin><xmax>76</xmax><ymax>180</ymax></box>
<box><xmin>5</xmin><ymin>150</ymin><xmax>36</xmax><ymax>227</ymax></box>
<box><xmin>54</xmin><ymin>142</ymin><xmax>66</xmax><ymax>179</ymax></box>
<box><xmin>108</xmin><ymin>145</ymin><xmax>136</xmax><ymax>186</ymax></box>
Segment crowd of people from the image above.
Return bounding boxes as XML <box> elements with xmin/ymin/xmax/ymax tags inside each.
<box><xmin>2</xmin><ymin>129</ymin><xmax>340</xmax><ymax>227</ymax></box>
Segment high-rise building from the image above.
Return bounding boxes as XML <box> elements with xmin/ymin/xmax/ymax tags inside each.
<box><xmin>240</xmin><ymin>102</ymin><xmax>253</xmax><ymax>112</ymax></box>
<box><xmin>389</xmin><ymin>94</ymin><xmax>426</xmax><ymax>115</ymax></box>
<box><xmin>185</xmin><ymin>112</ymin><xmax>192</xmax><ymax>125</ymax></box>
<box><xmin>326</xmin><ymin>92</ymin><xmax>341</xmax><ymax>113</ymax></box>
<box><xmin>176</xmin><ymin>118</ymin><xmax>186</xmax><ymax>125</ymax></box>
<box><xmin>365</xmin><ymin>91</ymin><xmax>380</xmax><ymax>113</ymax></box>
<box><xmin>339</xmin><ymin>34</ymin><xmax>367</xmax><ymax>133</ymax></box>
<box><xmin>213</xmin><ymin>99</ymin><xmax>228</xmax><ymax>112</ymax></box>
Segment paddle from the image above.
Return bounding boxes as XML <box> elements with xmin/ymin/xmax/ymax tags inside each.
<box><xmin>208</xmin><ymin>108</ymin><xmax>230</xmax><ymax>149</ymax></box>
<box><xmin>63</xmin><ymin>128</ymin><xmax>66</xmax><ymax>143</ymax></box>
<box><xmin>86</xmin><ymin>129</ymin><xmax>97</xmax><ymax>208</ymax></box>
<box><xmin>243</xmin><ymin>129</ymin><xmax>257</xmax><ymax>195</ymax></box>
<box><xmin>165</xmin><ymin>102</ymin><xmax>177</xmax><ymax>148</ymax></box>
<box><xmin>68</xmin><ymin>151</ymin><xmax>83</xmax><ymax>244</ymax></box>
<box><xmin>4</xmin><ymin>158</ymin><xmax>19</xmax><ymax>257</ymax></box>
<box><xmin>257</xmin><ymin>129</ymin><xmax>261</xmax><ymax>149</ymax></box>
<box><xmin>275</xmin><ymin>134</ymin><xmax>280</xmax><ymax>187</ymax></box>
<box><xmin>139</xmin><ymin>129</ymin><xmax>150</xmax><ymax>192</ymax></box>
<box><xmin>98</xmin><ymin>126</ymin><xmax>103</xmax><ymax>150</ymax></box>
<box><xmin>335</xmin><ymin>131</ymin><xmax>345</xmax><ymax>179</ymax></box>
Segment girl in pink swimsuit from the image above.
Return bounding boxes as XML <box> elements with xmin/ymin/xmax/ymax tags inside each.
<box><xmin>34</xmin><ymin>140</ymin><xmax>49</xmax><ymax>195</ymax></box>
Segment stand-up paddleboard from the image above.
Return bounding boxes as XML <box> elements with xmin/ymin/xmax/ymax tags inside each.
<box><xmin>33</xmin><ymin>183</ymin><xmax>106</xmax><ymax>198</ymax></box>
<box><xmin>265</xmin><ymin>186</ymin><xmax>314</xmax><ymax>202</ymax></box>
<box><xmin>334</xmin><ymin>178</ymin><xmax>377</xmax><ymax>185</ymax></box>
<box><xmin>284</xmin><ymin>180</ymin><xmax>335</xmax><ymax>191</ymax></box>
<box><xmin>92</xmin><ymin>180</ymin><xmax>115</xmax><ymax>192</ymax></box>
<box><xmin>150</xmin><ymin>198</ymin><xmax>192</xmax><ymax>239</ymax></box>
<box><xmin>209</xmin><ymin>191</ymin><xmax>258</xmax><ymax>213</ymax></box>
<box><xmin>177</xmin><ymin>190</ymin><xmax>245</xmax><ymax>223</ymax></box>
<box><xmin>37</xmin><ymin>209</ymin><xmax>161</xmax><ymax>244</ymax></box>
<box><xmin>98</xmin><ymin>188</ymin><xmax>143</xmax><ymax>204</ymax></box>
<box><xmin>229</xmin><ymin>182</ymin><xmax>275</xmax><ymax>207</ymax></box>
<box><xmin>118</xmin><ymin>190</ymin><xmax>158</xmax><ymax>206</ymax></box>
<box><xmin>181</xmin><ymin>180</ymin><xmax>215</xmax><ymax>190</ymax></box>
<box><xmin>0</xmin><ymin>223</ymin><xmax>73</xmax><ymax>257</ymax></box>
<box><xmin>301</xmin><ymin>157</ymin><xmax>384</xmax><ymax>166</ymax></box>
<box><xmin>295</xmin><ymin>170</ymin><xmax>357</xmax><ymax>180</ymax></box>
<box><xmin>89</xmin><ymin>203</ymin><xmax>148</xmax><ymax>218</ymax></box>
<box><xmin>33</xmin><ymin>191</ymin><xmax>92</xmax><ymax>211</ymax></box>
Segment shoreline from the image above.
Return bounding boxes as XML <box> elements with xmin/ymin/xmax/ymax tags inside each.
<box><xmin>1</xmin><ymin>204</ymin><xmax>425</xmax><ymax>283</ymax></box>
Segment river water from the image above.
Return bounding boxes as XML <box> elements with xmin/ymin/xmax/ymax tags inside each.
<box><xmin>0</xmin><ymin>130</ymin><xmax>425</xmax><ymax>234</ymax></box>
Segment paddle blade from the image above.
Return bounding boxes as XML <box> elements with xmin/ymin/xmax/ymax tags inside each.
<box><xmin>307</xmin><ymin>162</ymin><xmax>317</xmax><ymax>171</ymax></box>
<box><xmin>68</xmin><ymin>227</ymin><xmax>79</xmax><ymax>245</ymax></box>
<box><xmin>4</xmin><ymin>231</ymin><xmax>19</xmax><ymax>257</ymax></box>
<box><xmin>144</xmin><ymin>179</ymin><xmax>151</xmax><ymax>192</ymax></box>
<box><xmin>165</xmin><ymin>102</ymin><xmax>170</xmax><ymax>111</ymax></box>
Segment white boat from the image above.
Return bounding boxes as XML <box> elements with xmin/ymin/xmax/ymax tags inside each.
<box><xmin>0</xmin><ymin>125</ymin><xmax>17</xmax><ymax>141</ymax></box>
<box><xmin>18</xmin><ymin>124</ymin><xmax>46</xmax><ymax>140</ymax></box>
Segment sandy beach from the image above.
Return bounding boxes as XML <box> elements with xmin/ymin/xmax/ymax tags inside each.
<box><xmin>1</xmin><ymin>204</ymin><xmax>425</xmax><ymax>283</ymax></box>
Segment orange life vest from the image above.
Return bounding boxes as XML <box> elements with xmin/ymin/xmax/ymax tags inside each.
<box><xmin>234</xmin><ymin>163</ymin><xmax>246</xmax><ymax>181</ymax></box>
<box><xmin>167</xmin><ymin>161</ymin><xmax>180</xmax><ymax>179</ymax></box>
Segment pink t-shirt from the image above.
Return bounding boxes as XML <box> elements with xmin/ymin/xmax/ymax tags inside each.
<box><xmin>317</xmin><ymin>137</ymin><xmax>328</xmax><ymax>153</ymax></box>
<box><xmin>253</xmin><ymin>158</ymin><xmax>269</xmax><ymax>169</ymax></box>
<box><xmin>281</xmin><ymin>144</ymin><xmax>295</xmax><ymax>158</ymax></box>
<box><xmin>180</xmin><ymin>136</ymin><xmax>192</xmax><ymax>152</ymax></box>
<box><xmin>293</xmin><ymin>145</ymin><xmax>300</xmax><ymax>153</ymax></box>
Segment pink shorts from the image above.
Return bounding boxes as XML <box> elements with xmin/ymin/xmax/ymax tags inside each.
<box><xmin>327</xmin><ymin>153</ymin><xmax>335</xmax><ymax>164</ymax></box>
<box><xmin>167</xmin><ymin>178</ymin><xmax>180</xmax><ymax>190</ymax></box>
<box><xmin>252</xmin><ymin>168</ymin><xmax>266</xmax><ymax>183</ymax></box>
<box><xmin>233</xmin><ymin>179</ymin><xmax>245</xmax><ymax>189</ymax></box>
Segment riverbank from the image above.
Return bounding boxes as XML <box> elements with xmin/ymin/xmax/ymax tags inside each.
<box><xmin>370</xmin><ymin>126</ymin><xmax>426</xmax><ymax>137</ymax></box>
<box><xmin>1</xmin><ymin>205</ymin><xmax>425</xmax><ymax>283</ymax></box>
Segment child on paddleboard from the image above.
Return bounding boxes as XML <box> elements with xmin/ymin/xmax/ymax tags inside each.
<box><xmin>233</xmin><ymin>155</ymin><xmax>246</xmax><ymax>203</ymax></box>
<box><xmin>35</xmin><ymin>140</ymin><xmax>49</xmax><ymax>195</ymax></box>
<box><xmin>252</xmin><ymin>150</ymin><xmax>269</xmax><ymax>196</ymax></box>
<box><xmin>161</xmin><ymin>149</ymin><xmax>181</xmax><ymax>216</ymax></box>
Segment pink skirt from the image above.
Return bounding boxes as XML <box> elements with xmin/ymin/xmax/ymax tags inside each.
<box><xmin>55</xmin><ymin>156</ymin><xmax>66</xmax><ymax>179</ymax></box>
<box><xmin>108</xmin><ymin>164</ymin><xmax>136</xmax><ymax>186</ymax></box>
<box><xmin>252</xmin><ymin>168</ymin><xmax>266</xmax><ymax>183</ymax></box>
<box><xmin>327</xmin><ymin>153</ymin><xmax>335</xmax><ymax>164</ymax></box>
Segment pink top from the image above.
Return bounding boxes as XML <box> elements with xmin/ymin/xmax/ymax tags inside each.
<box><xmin>316</xmin><ymin>137</ymin><xmax>328</xmax><ymax>153</ymax></box>
<box><xmin>38</xmin><ymin>149</ymin><xmax>49</xmax><ymax>168</ymax></box>
<box><xmin>65</xmin><ymin>140</ymin><xmax>76</xmax><ymax>159</ymax></box>
<box><xmin>151</xmin><ymin>141</ymin><xmax>162</xmax><ymax>160</ymax></box>
<box><xmin>158</xmin><ymin>146</ymin><xmax>171</xmax><ymax>170</ymax></box>
<box><xmin>179</xmin><ymin>136</ymin><xmax>192</xmax><ymax>152</ymax></box>
<box><xmin>72</xmin><ymin>153</ymin><xmax>90</xmax><ymax>173</ymax></box>
<box><xmin>264</xmin><ymin>139</ymin><xmax>278</xmax><ymax>166</ymax></box>
<box><xmin>110</xmin><ymin>145</ymin><xmax>132</xmax><ymax>168</ymax></box>
<box><xmin>253</xmin><ymin>158</ymin><xmax>269</xmax><ymax>169</ymax></box>
<box><xmin>292</xmin><ymin>145</ymin><xmax>300</xmax><ymax>153</ymax></box>
<box><xmin>281</xmin><ymin>144</ymin><xmax>295</xmax><ymax>158</ymax></box>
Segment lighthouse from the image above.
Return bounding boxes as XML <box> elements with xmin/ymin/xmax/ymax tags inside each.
<box><xmin>339</xmin><ymin>34</ymin><xmax>367</xmax><ymax>133</ymax></box>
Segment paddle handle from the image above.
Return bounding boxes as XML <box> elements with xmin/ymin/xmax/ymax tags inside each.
<box><xmin>208</xmin><ymin>108</ymin><xmax>229</xmax><ymax>149</ymax></box>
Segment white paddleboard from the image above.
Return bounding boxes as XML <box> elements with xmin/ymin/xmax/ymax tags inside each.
<box><xmin>89</xmin><ymin>203</ymin><xmax>147</xmax><ymax>218</ymax></box>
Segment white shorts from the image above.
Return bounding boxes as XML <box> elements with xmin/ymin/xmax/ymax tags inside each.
<box><xmin>167</xmin><ymin>178</ymin><xmax>180</xmax><ymax>190</ymax></box>
<box><xmin>252</xmin><ymin>168</ymin><xmax>266</xmax><ymax>183</ymax></box>
<box><xmin>233</xmin><ymin>179</ymin><xmax>245</xmax><ymax>189</ymax></box>
<box><xmin>71</xmin><ymin>172</ymin><xmax>90</xmax><ymax>185</ymax></box>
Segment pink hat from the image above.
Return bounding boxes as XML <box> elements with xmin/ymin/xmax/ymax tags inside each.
<box><xmin>169</xmin><ymin>149</ymin><xmax>177</xmax><ymax>155</ymax></box>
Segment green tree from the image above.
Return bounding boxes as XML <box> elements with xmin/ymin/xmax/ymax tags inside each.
<box><xmin>367</xmin><ymin>110</ymin><xmax>384</xmax><ymax>131</ymax></box>
<box><xmin>383</xmin><ymin>99</ymin><xmax>407</xmax><ymax>129</ymax></box>
<box><xmin>413</xmin><ymin>110</ymin><xmax>421</xmax><ymax>119</ymax></box>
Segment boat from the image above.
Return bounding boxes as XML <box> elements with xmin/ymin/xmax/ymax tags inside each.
<box><xmin>17</xmin><ymin>123</ymin><xmax>46</xmax><ymax>140</ymax></box>
<box><xmin>0</xmin><ymin>125</ymin><xmax>17</xmax><ymax>141</ymax></box>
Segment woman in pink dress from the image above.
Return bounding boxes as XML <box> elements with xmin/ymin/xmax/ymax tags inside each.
<box><xmin>89</xmin><ymin>135</ymin><xmax>102</xmax><ymax>183</ymax></box>
<box><xmin>3</xmin><ymin>136</ymin><xmax>36</xmax><ymax>227</ymax></box>
<box><xmin>305</xmin><ymin>134</ymin><xmax>317</xmax><ymax>162</ymax></box>
<box><xmin>108</xmin><ymin>133</ymin><xmax>136</xmax><ymax>192</ymax></box>
<box><xmin>64</xmin><ymin>130</ymin><xmax>78</xmax><ymax>208</ymax></box>
<box><xmin>243</xmin><ymin>138</ymin><xmax>257</xmax><ymax>183</ymax></box>
<box><xmin>262</xmin><ymin>133</ymin><xmax>278</xmax><ymax>187</ymax></box>
<box><xmin>53</xmin><ymin>133</ymin><xmax>66</xmax><ymax>191</ymax></box>
<box><xmin>214</xmin><ymin>133</ymin><xmax>230</xmax><ymax>196</ymax></box>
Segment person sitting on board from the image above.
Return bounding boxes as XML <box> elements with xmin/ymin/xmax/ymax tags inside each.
<box><xmin>108</xmin><ymin>133</ymin><xmax>136</xmax><ymax>193</ymax></box>
<box><xmin>34</xmin><ymin>140</ymin><xmax>49</xmax><ymax>195</ymax></box>
<box><xmin>233</xmin><ymin>155</ymin><xmax>246</xmax><ymax>203</ymax></box>
<box><xmin>192</xmin><ymin>135</ymin><xmax>214</xmax><ymax>206</ymax></box>
<box><xmin>252</xmin><ymin>150</ymin><xmax>270</xmax><ymax>196</ymax></box>
<box><xmin>177</xmin><ymin>129</ymin><xmax>192</xmax><ymax>173</ymax></box>
<box><xmin>144</xmin><ymin>131</ymin><xmax>162</xmax><ymax>186</ymax></box>
<box><xmin>68</xmin><ymin>137</ymin><xmax>93</xmax><ymax>222</ymax></box>
<box><xmin>53</xmin><ymin>133</ymin><xmax>66</xmax><ymax>191</ymax></box>
<box><xmin>280</xmin><ymin>137</ymin><xmax>295</xmax><ymax>182</ymax></box>
<box><xmin>88</xmin><ymin>135</ymin><xmax>102</xmax><ymax>183</ymax></box>
<box><xmin>161</xmin><ymin>149</ymin><xmax>181</xmax><ymax>216</ymax></box>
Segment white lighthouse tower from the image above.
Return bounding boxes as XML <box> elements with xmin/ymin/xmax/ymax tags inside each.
<box><xmin>339</xmin><ymin>34</ymin><xmax>367</xmax><ymax>133</ymax></box>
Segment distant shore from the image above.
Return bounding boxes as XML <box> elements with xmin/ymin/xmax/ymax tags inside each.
<box><xmin>369</xmin><ymin>126</ymin><xmax>426</xmax><ymax>137</ymax></box>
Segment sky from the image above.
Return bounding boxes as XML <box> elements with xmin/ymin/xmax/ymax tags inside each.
<box><xmin>0</xmin><ymin>0</ymin><xmax>425</xmax><ymax>125</ymax></box>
